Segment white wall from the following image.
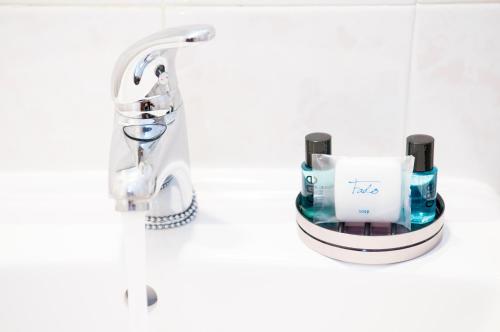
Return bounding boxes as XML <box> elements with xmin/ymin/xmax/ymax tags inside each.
<box><xmin>0</xmin><ymin>1</ymin><xmax>499</xmax><ymax>187</ymax></box>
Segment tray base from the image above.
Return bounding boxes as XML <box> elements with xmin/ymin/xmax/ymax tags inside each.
<box><xmin>298</xmin><ymin>221</ymin><xmax>443</xmax><ymax>264</ymax></box>
<box><xmin>296</xmin><ymin>194</ymin><xmax>445</xmax><ymax>264</ymax></box>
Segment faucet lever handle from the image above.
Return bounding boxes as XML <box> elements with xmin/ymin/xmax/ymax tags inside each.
<box><xmin>133</xmin><ymin>25</ymin><xmax>215</xmax><ymax>52</ymax></box>
<box><xmin>112</xmin><ymin>24</ymin><xmax>215</xmax><ymax>116</ymax></box>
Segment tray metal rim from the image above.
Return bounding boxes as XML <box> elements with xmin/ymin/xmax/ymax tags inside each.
<box><xmin>298</xmin><ymin>225</ymin><xmax>444</xmax><ymax>264</ymax></box>
<box><xmin>295</xmin><ymin>193</ymin><xmax>445</xmax><ymax>250</ymax></box>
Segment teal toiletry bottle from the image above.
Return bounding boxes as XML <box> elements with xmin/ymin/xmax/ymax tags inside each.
<box><xmin>300</xmin><ymin>133</ymin><xmax>331</xmax><ymax>220</ymax></box>
<box><xmin>406</xmin><ymin>134</ymin><xmax>438</xmax><ymax>225</ymax></box>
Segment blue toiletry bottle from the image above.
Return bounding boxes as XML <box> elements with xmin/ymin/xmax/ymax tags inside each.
<box><xmin>300</xmin><ymin>133</ymin><xmax>331</xmax><ymax>220</ymax></box>
<box><xmin>406</xmin><ymin>134</ymin><xmax>438</xmax><ymax>225</ymax></box>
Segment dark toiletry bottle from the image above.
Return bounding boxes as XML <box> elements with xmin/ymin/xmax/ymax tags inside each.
<box><xmin>406</xmin><ymin>134</ymin><xmax>438</xmax><ymax>224</ymax></box>
<box><xmin>300</xmin><ymin>132</ymin><xmax>332</xmax><ymax>220</ymax></box>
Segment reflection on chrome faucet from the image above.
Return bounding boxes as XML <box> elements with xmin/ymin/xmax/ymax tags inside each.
<box><xmin>109</xmin><ymin>25</ymin><xmax>215</xmax><ymax>229</ymax></box>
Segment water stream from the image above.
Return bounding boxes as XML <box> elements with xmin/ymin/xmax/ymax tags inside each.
<box><xmin>122</xmin><ymin>212</ymin><xmax>148</xmax><ymax>332</ymax></box>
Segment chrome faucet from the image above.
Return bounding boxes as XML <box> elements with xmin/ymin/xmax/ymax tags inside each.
<box><xmin>109</xmin><ymin>25</ymin><xmax>215</xmax><ymax>229</ymax></box>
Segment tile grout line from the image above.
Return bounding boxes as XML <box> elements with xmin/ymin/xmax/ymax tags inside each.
<box><xmin>402</xmin><ymin>3</ymin><xmax>418</xmax><ymax>145</ymax></box>
<box><xmin>161</xmin><ymin>0</ymin><xmax>166</xmax><ymax>28</ymax></box>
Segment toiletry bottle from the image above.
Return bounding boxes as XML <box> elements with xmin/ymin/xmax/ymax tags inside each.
<box><xmin>300</xmin><ymin>133</ymin><xmax>331</xmax><ymax>220</ymax></box>
<box><xmin>406</xmin><ymin>134</ymin><xmax>438</xmax><ymax>224</ymax></box>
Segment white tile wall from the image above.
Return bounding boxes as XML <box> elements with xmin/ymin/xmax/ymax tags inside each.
<box><xmin>0</xmin><ymin>0</ymin><xmax>416</xmax><ymax>5</ymax></box>
<box><xmin>418</xmin><ymin>0</ymin><xmax>499</xmax><ymax>3</ymax></box>
<box><xmin>3</xmin><ymin>0</ymin><xmax>500</xmax><ymax>4</ymax></box>
<box><xmin>0</xmin><ymin>2</ymin><xmax>499</xmax><ymax>190</ymax></box>
<box><xmin>0</xmin><ymin>0</ymin><xmax>161</xmax><ymax>4</ymax></box>
<box><xmin>163</xmin><ymin>0</ymin><xmax>416</xmax><ymax>5</ymax></box>
<box><xmin>6</xmin><ymin>0</ymin><xmax>500</xmax><ymax>6</ymax></box>
<box><xmin>407</xmin><ymin>3</ymin><xmax>500</xmax><ymax>186</ymax></box>
<box><xmin>0</xmin><ymin>6</ymin><xmax>162</xmax><ymax>170</ymax></box>
<box><xmin>3</xmin><ymin>0</ymin><xmax>499</xmax><ymax>6</ymax></box>
<box><xmin>168</xmin><ymin>6</ymin><xmax>415</xmax><ymax>167</ymax></box>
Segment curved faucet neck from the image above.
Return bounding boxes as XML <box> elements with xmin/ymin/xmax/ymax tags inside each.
<box><xmin>109</xmin><ymin>25</ymin><xmax>215</xmax><ymax>214</ymax></box>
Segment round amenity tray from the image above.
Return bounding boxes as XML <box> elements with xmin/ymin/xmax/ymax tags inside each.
<box><xmin>296</xmin><ymin>194</ymin><xmax>445</xmax><ymax>264</ymax></box>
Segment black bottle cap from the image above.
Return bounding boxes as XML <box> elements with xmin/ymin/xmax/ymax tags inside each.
<box><xmin>305</xmin><ymin>132</ymin><xmax>331</xmax><ymax>167</ymax></box>
<box><xmin>406</xmin><ymin>134</ymin><xmax>434</xmax><ymax>172</ymax></box>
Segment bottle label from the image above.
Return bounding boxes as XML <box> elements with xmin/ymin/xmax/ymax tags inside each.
<box><xmin>424</xmin><ymin>180</ymin><xmax>436</xmax><ymax>200</ymax></box>
<box><xmin>305</xmin><ymin>175</ymin><xmax>316</xmax><ymax>194</ymax></box>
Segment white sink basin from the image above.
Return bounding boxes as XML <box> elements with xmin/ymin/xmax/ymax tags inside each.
<box><xmin>1</xmin><ymin>169</ymin><xmax>499</xmax><ymax>332</ymax></box>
